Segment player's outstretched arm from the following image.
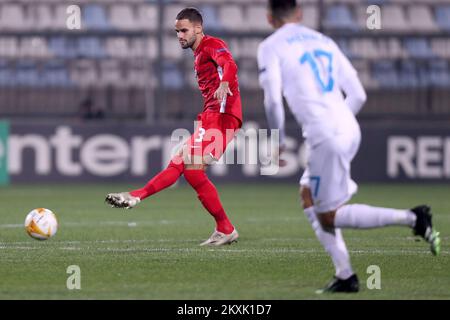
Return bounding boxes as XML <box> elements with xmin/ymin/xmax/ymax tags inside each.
<box><xmin>213</xmin><ymin>81</ymin><xmax>233</xmax><ymax>102</ymax></box>
<box><xmin>208</xmin><ymin>44</ymin><xmax>238</xmax><ymax>104</ymax></box>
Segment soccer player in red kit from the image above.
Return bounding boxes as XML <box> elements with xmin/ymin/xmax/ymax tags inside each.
<box><xmin>105</xmin><ymin>7</ymin><xmax>242</xmax><ymax>246</ymax></box>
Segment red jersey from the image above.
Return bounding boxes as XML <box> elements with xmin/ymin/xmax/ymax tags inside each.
<box><xmin>193</xmin><ymin>35</ymin><xmax>242</xmax><ymax>123</ymax></box>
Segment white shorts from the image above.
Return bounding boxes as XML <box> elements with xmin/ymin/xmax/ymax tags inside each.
<box><xmin>300</xmin><ymin>130</ymin><xmax>361</xmax><ymax>213</ymax></box>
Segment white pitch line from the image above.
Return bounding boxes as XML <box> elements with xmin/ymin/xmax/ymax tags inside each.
<box><xmin>0</xmin><ymin>246</ymin><xmax>39</xmax><ymax>250</ymax></box>
<box><xmin>262</xmin><ymin>236</ymin><xmax>450</xmax><ymax>241</ymax></box>
<box><xmin>0</xmin><ymin>220</ymin><xmax>185</xmax><ymax>229</ymax></box>
<box><xmin>0</xmin><ymin>224</ymin><xmax>23</xmax><ymax>228</ymax></box>
<box><xmin>0</xmin><ymin>216</ymin><xmax>306</xmax><ymax>229</ymax></box>
<box><xmin>207</xmin><ymin>248</ymin><xmax>450</xmax><ymax>255</ymax></box>
<box><xmin>58</xmin><ymin>247</ymin><xmax>82</xmax><ymax>251</ymax></box>
<box><xmin>0</xmin><ymin>239</ymin><xmax>200</xmax><ymax>245</ymax></box>
<box><xmin>0</xmin><ymin>245</ymin><xmax>447</xmax><ymax>255</ymax></box>
<box><xmin>1</xmin><ymin>236</ymin><xmax>448</xmax><ymax>246</ymax></box>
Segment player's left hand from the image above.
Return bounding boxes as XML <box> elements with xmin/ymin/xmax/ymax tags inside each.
<box><xmin>214</xmin><ymin>81</ymin><xmax>233</xmax><ymax>103</ymax></box>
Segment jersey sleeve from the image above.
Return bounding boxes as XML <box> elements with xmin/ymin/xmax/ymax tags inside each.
<box><xmin>333</xmin><ymin>42</ymin><xmax>367</xmax><ymax>115</ymax></box>
<box><xmin>206</xmin><ymin>40</ymin><xmax>238</xmax><ymax>83</ymax></box>
<box><xmin>257</xmin><ymin>41</ymin><xmax>286</xmax><ymax>145</ymax></box>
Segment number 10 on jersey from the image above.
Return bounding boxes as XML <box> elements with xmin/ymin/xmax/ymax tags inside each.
<box><xmin>300</xmin><ymin>50</ymin><xmax>334</xmax><ymax>93</ymax></box>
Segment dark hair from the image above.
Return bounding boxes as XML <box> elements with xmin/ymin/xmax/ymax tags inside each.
<box><xmin>268</xmin><ymin>0</ymin><xmax>297</xmax><ymax>20</ymax></box>
<box><xmin>176</xmin><ymin>7</ymin><xmax>203</xmax><ymax>24</ymax></box>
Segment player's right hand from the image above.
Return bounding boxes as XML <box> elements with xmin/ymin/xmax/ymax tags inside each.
<box><xmin>214</xmin><ymin>81</ymin><xmax>233</xmax><ymax>103</ymax></box>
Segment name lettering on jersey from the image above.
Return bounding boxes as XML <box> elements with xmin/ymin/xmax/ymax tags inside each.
<box><xmin>216</xmin><ymin>48</ymin><xmax>228</xmax><ymax>53</ymax></box>
<box><xmin>286</xmin><ymin>33</ymin><xmax>331</xmax><ymax>45</ymax></box>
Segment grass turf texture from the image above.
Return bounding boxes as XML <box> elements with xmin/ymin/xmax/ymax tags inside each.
<box><xmin>0</xmin><ymin>183</ymin><xmax>449</xmax><ymax>299</ymax></box>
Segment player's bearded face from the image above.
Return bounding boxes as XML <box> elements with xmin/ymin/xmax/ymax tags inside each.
<box><xmin>175</xmin><ymin>20</ymin><xmax>198</xmax><ymax>49</ymax></box>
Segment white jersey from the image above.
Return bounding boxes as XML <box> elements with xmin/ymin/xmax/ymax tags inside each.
<box><xmin>257</xmin><ymin>23</ymin><xmax>366</xmax><ymax>146</ymax></box>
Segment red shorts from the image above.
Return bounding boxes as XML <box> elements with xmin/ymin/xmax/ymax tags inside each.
<box><xmin>185</xmin><ymin>112</ymin><xmax>241</xmax><ymax>161</ymax></box>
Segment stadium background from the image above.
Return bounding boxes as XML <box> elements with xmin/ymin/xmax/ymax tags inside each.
<box><xmin>0</xmin><ymin>0</ymin><xmax>449</xmax><ymax>184</ymax></box>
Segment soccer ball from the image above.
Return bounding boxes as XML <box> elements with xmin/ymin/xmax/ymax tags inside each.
<box><xmin>24</xmin><ymin>208</ymin><xmax>58</xmax><ymax>240</ymax></box>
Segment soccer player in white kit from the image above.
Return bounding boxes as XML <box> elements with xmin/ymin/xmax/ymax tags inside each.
<box><xmin>258</xmin><ymin>0</ymin><xmax>441</xmax><ymax>293</ymax></box>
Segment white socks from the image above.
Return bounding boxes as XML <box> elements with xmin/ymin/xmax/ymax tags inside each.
<box><xmin>305</xmin><ymin>204</ymin><xmax>417</xmax><ymax>280</ymax></box>
<box><xmin>304</xmin><ymin>207</ymin><xmax>354</xmax><ymax>280</ymax></box>
<box><xmin>335</xmin><ymin>204</ymin><xmax>416</xmax><ymax>229</ymax></box>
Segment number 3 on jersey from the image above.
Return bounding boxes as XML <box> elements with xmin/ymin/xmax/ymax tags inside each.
<box><xmin>195</xmin><ymin>127</ymin><xmax>206</xmax><ymax>142</ymax></box>
<box><xmin>300</xmin><ymin>50</ymin><xmax>334</xmax><ymax>93</ymax></box>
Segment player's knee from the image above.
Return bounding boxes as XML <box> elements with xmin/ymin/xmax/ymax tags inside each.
<box><xmin>300</xmin><ymin>186</ymin><xmax>314</xmax><ymax>209</ymax></box>
<box><xmin>317</xmin><ymin>212</ymin><xmax>336</xmax><ymax>230</ymax></box>
<box><xmin>184</xmin><ymin>167</ymin><xmax>208</xmax><ymax>188</ymax></box>
<box><xmin>168</xmin><ymin>157</ymin><xmax>184</xmax><ymax>173</ymax></box>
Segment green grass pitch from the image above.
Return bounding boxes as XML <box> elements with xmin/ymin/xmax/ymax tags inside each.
<box><xmin>0</xmin><ymin>183</ymin><xmax>449</xmax><ymax>299</ymax></box>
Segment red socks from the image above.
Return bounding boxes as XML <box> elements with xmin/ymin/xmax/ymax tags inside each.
<box><xmin>184</xmin><ymin>169</ymin><xmax>234</xmax><ymax>234</ymax></box>
<box><xmin>130</xmin><ymin>159</ymin><xmax>184</xmax><ymax>200</ymax></box>
<box><xmin>130</xmin><ymin>158</ymin><xmax>234</xmax><ymax>235</ymax></box>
